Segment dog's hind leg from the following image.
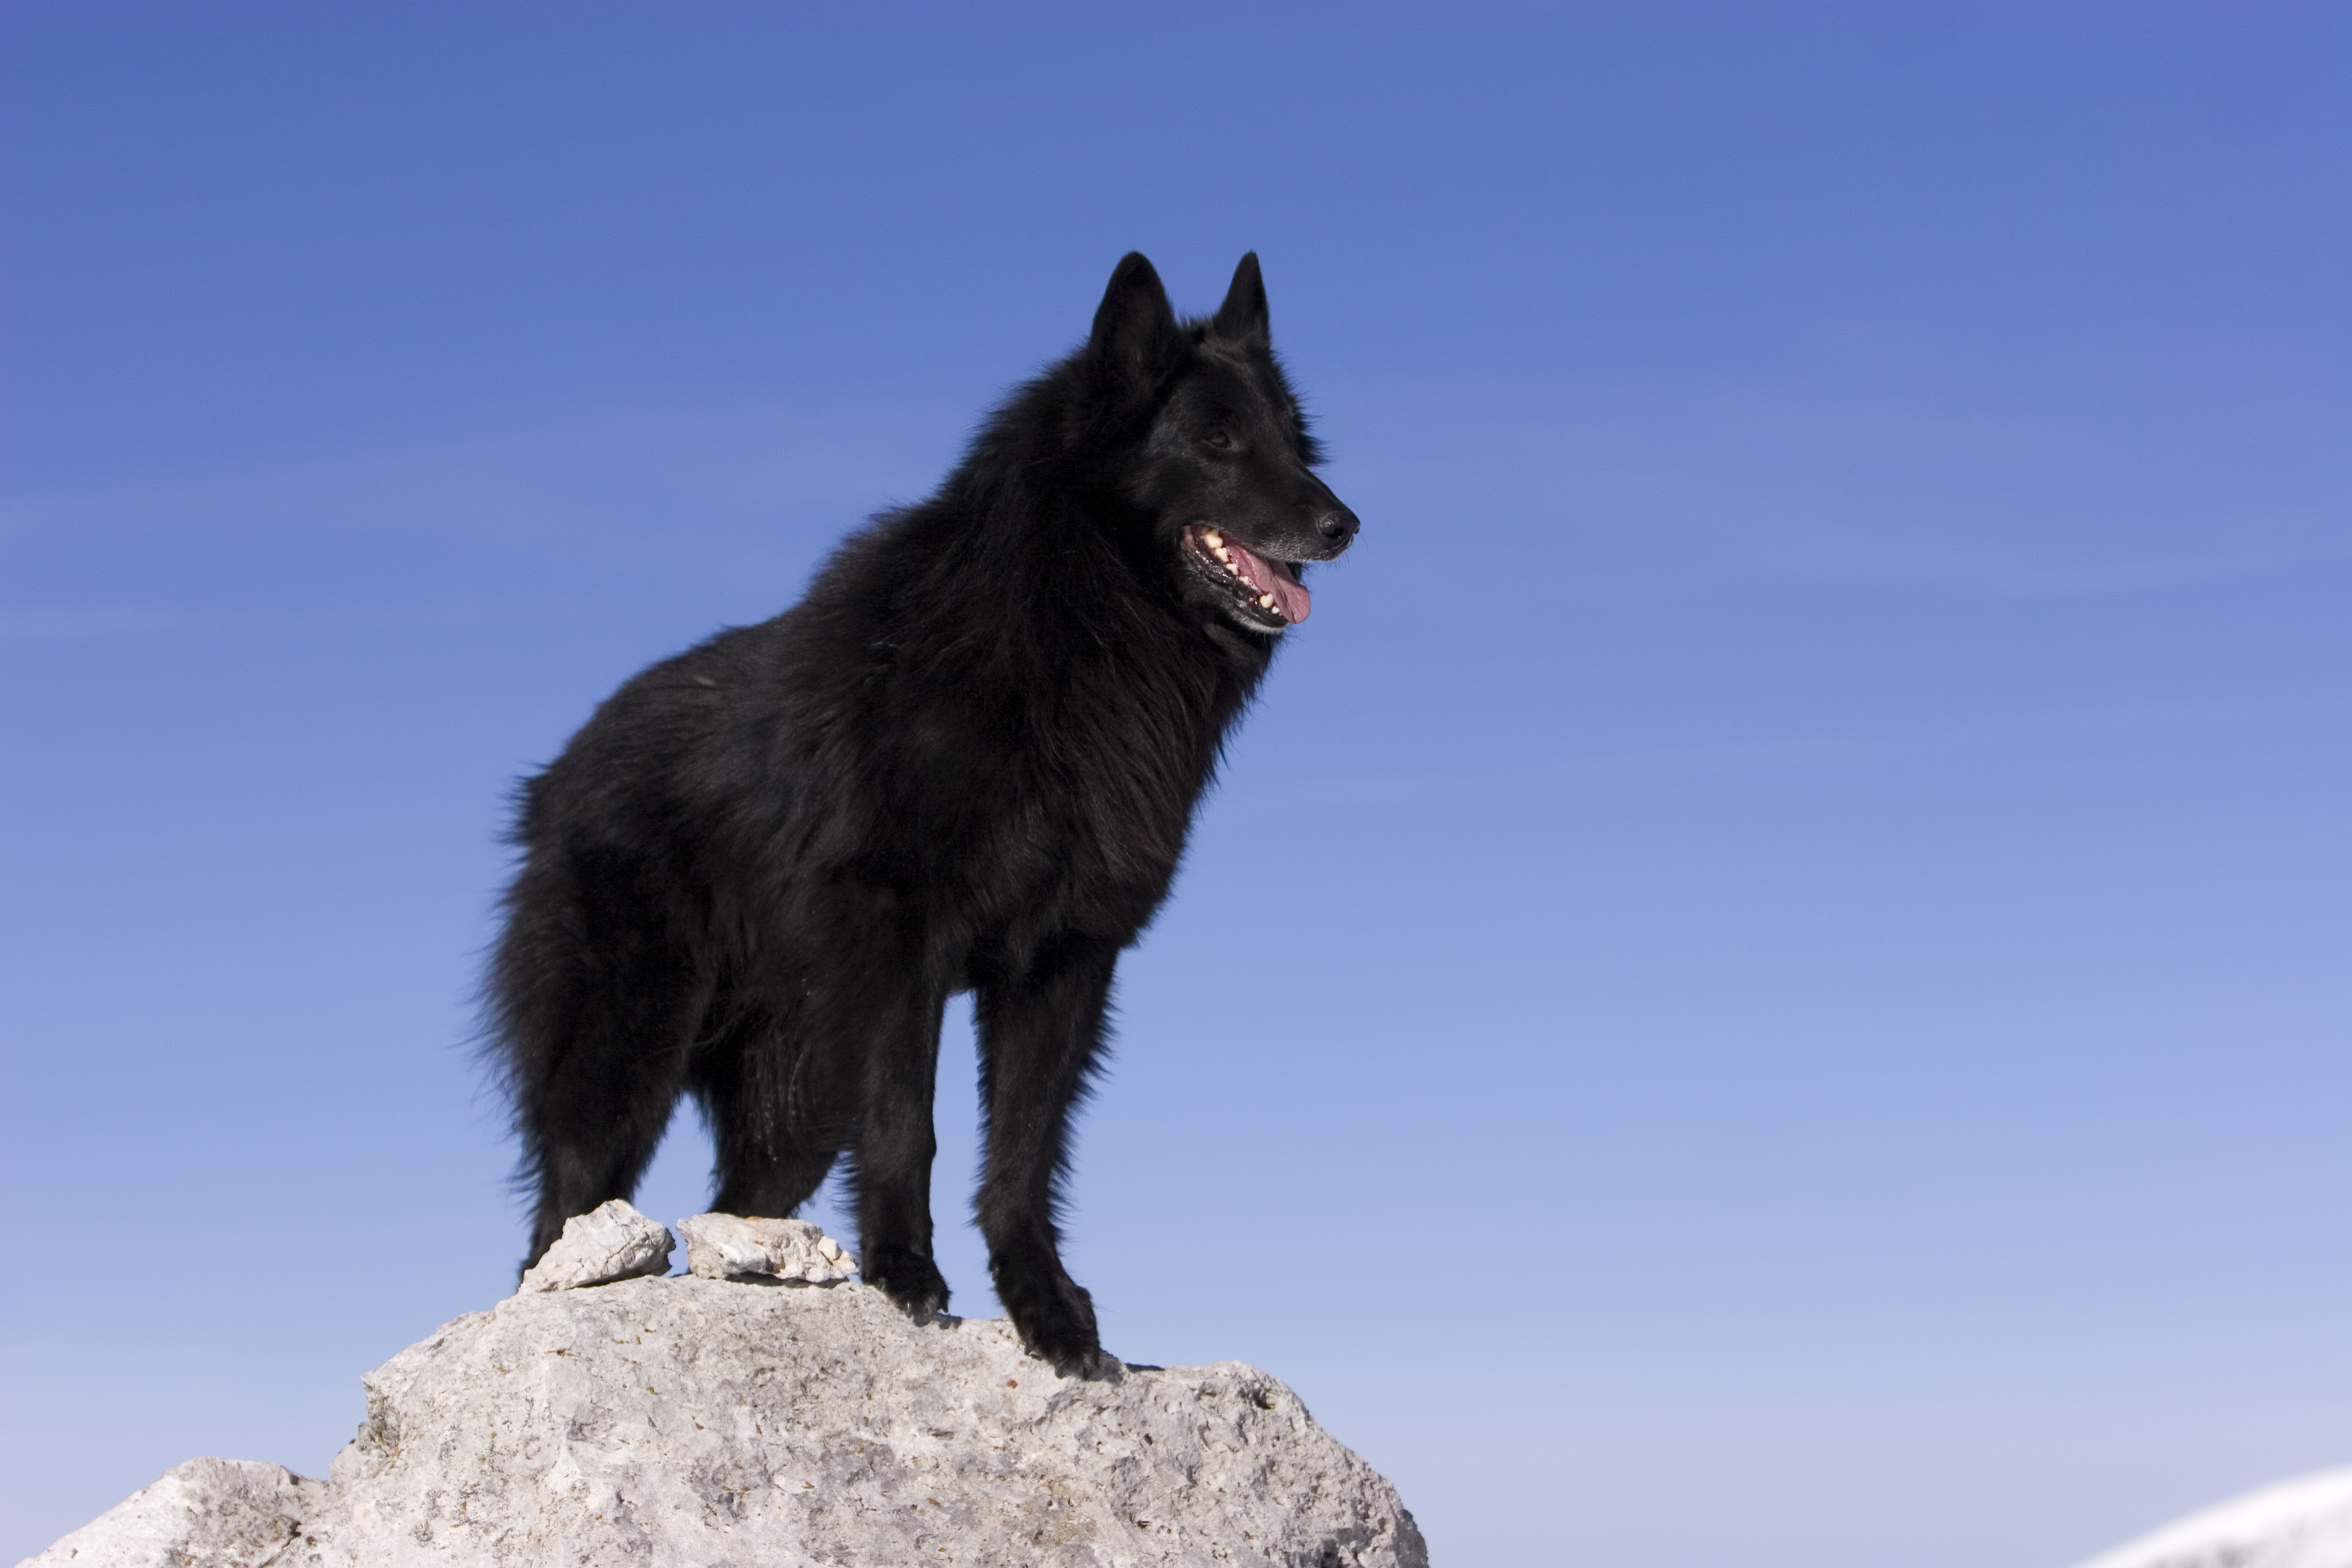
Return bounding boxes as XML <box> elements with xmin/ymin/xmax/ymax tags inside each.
<box><xmin>778</xmin><ymin>894</ymin><xmax>952</xmax><ymax>1320</ymax></box>
<box><xmin>693</xmin><ymin>999</ymin><xmax>850</xmax><ymax>1222</ymax></box>
<box><xmin>973</xmin><ymin>936</ymin><xmax>1120</xmax><ymax>1379</ymax></box>
<box><xmin>496</xmin><ymin>871</ymin><xmax>705</xmax><ymax>1271</ymax></box>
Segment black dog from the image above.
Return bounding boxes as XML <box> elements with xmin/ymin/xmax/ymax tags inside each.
<box><xmin>488</xmin><ymin>253</ymin><xmax>1357</xmax><ymax>1377</ymax></box>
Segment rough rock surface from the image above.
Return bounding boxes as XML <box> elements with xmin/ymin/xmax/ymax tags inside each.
<box><xmin>23</xmin><ymin>1457</ymin><xmax>328</xmax><ymax>1567</ymax></box>
<box><xmin>26</xmin><ymin>1271</ymin><xmax>1426</xmax><ymax>1568</ymax></box>
<box><xmin>677</xmin><ymin>1211</ymin><xmax>857</xmax><ymax>1283</ymax></box>
<box><xmin>2073</xmin><ymin>1467</ymin><xmax>2352</xmax><ymax>1568</ymax></box>
<box><xmin>515</xmin><ymin>1198</ymin><xmax>673</xmax><ymax>1293</ymax></box>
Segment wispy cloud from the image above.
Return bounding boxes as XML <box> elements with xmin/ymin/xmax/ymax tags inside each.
<box><xmin>1995</xmin><ymin>530</ymin><xmax>2352</xmax><ymax>596</ymax></box>
<box><xmin>0</xmin><ymin>607</ymin><xmax>209</xmax><ymax>640</ymax></box>
<box><xmin>0</xmin><ymin>599</ymin><xmax>529</xmax><ymax>643</ymax></box>
<box><xmin>1242</xmin><ymin>697</ymin><xmax>2345</xmax><ymax>814</ymax></box>
<box><xmin>1329</xmin><ymin>380</ymin><xmax>2352</xmax><ymax>601</ymax></box>
<box><xmin>0</xmin><ymin>395</ymin><xmax>954</xmax><ymax>546</ymax></box>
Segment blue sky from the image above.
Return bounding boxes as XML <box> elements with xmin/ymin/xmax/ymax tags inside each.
<box><xmin>3</xmin><ymin>5</ymin><xmax>2347</xmax><ymax>1564</ymax></box>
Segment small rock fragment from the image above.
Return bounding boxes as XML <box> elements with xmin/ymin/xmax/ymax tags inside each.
<box><xmin>677</xmin><ymin>1212</ymin><xmax>857</xmax><ymax>1283</ymax></box>
<box><xmin>516</xmin><ymin>1199</ymin><xmax>674</xmax><ymax>1293</ymax></box>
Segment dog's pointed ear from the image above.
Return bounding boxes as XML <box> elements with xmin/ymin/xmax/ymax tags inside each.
<box><xmin>1210</xmin><ymin>252</ymin><xmax>1269</xmax><ymax>348</ymax></box>
<box><xmin>1089</xmin><ymin>252</ymin><xmax>1183</xmax><ymax>388</ymax></box>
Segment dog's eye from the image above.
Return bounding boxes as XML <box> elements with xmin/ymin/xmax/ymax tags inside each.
<box><xmin>1202</xmin><ymin>428</ymin><xmax>1236</xmax><ymax>450</ymax></box>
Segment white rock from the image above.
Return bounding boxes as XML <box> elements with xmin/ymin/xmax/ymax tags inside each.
<box><xmin>677</xmin><ymin>1210</ymin><xmax>857</xmax><ymax>1283</ymax></box>
<box><xmin>19</xmin><ymin>1456</ymin><xmax>328</xmax><ymax>1567</ymax></box>
<box><xmin>513</xmin><ymin>1197</ymin><xmax>673</xmax><ymax>1293</ymax></box>
<box><xmin>27</xmin><ymin>1276</ymin><xmax>1426</xmax><ymax>1567</ymax></box>
<box><xmin>2072</xmin><ymin>1466</ymin><xmax>2352</xmax><ymax>1568</ymax></box>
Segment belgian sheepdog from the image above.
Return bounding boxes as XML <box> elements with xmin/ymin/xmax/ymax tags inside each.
<box><xmin>490</xmin><ymin>252</ymin><xmax>1358</xmax><ymax>1377</ymax></box>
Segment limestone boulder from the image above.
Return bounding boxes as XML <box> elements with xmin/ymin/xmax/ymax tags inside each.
<box><xmin>2072</xmin><ymin>1467</ymin><xmax>2352</xmax><ymax>1568</ymax></box>
<box><xmin>26</xmin><ymin>1265</ymin><xmax>1425</xmax><ymax>1568</ymax></box>
<box><xmin>21</xmin><ymin>1457</ymin><xmax>328</xmax><ymax>1568</ymax></box>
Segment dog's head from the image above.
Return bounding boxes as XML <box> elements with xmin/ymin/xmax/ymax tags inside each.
<box><xmin>1083</xmin><ymin>252</ymin><xmax>1359</xmax><ymax>639</ymax></box>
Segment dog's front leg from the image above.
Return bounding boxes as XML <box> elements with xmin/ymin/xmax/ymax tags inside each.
<box><xmin>974</xmin><ymin>937</ymin><xmax>1121</xmax><ymax>1379</ymax></box>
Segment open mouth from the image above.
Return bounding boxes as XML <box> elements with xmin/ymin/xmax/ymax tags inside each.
<box><xmin>1183</xmin><ymin>525</ymin><xmax>1311</xmax><ymax>631</ymax></box>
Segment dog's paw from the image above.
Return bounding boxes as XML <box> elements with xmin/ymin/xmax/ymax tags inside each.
<box><xmin>861</xmin><ymin>1246</ymin><xmax>950</xmax><ymax>1322</ymax></box>
<box><xmin>1001</xmin><ymin>1269</ymin><xmax>1112</xmax><ymax>1379</ymax></box>
<box><xmin>1028</xmin><ymin>1326</ymin><xmax>1115</xmax><ymax>1380</ymax></box>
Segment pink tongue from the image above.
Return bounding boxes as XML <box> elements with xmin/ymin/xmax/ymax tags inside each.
<box><xmin>1227</xmin><ymin>540</ymin><xmax>1312</xmax><ymax>624</ymax></box>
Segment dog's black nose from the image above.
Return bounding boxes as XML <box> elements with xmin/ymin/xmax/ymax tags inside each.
<box><xmin>1316</xmin><ymin>508</ymin><xmax>1359</xmax><ymax>547</ymax></box>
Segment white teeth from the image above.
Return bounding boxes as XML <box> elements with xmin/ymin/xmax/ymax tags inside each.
<box><xmin>1199</xmin><ymin>530</ymin><xmax>1268</xmax><ymax>605</ymax></box>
